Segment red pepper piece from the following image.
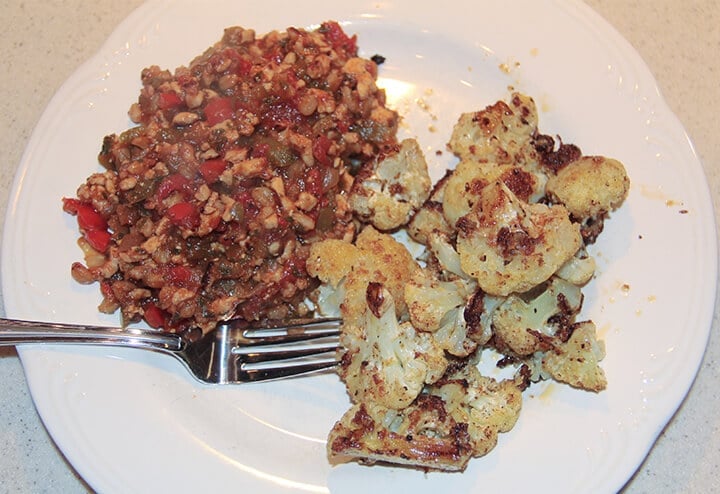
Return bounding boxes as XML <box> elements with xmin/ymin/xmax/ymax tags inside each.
<box><xmin>156</xmin><ymin>174</ymin><xmax>193</xmax><ymax>201</ymax></box>
<box><xmin>62</xmin><ymin>198</ymin><xmax>108</xmax><ymax>230</ymax></box>
<box><xmin>63</xmin><ymin>198</ymin><xmax>112</xmax><ymax>252</ymax></box>
<box><xmin>199</xmin><ymin>159</ymin><xmax>227</xmax><ymax>183</ymax></box>
<box><xmin>167</xmin><ymin>202</ymin><xmax>200</xmax><ymax>229</ymax></box>
<box><xmin>204</xmin><ymin>97</ymin><xmax>235</xmax><ymax>126</ymax></box>
<box><xmin>84</xmin><ymin>229</ymin><xmax>112</xmax><ymax>253</ymax></box>
<box><xmin>169</xmin><ymin>265</ymin><xmax>191</xmax><ymax>284</ymax></box>
<box><xmin>143</xmin><ymin>302</ymin><xmax>167</xmax><ymax>329</ymax></box>
<box><xmin>157</xmin><ymin>92</ymin><xmax>183</xmax><ymax>110</ymax></box>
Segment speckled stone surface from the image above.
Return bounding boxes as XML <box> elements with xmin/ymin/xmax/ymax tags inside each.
<box><xmin>0</xmin><ymin>1</ymin><xmax>718</xmax><ymax>492</ymax></box>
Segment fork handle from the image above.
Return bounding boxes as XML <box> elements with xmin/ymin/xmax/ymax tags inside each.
<box><xmin>0</xmin><ymin>317</ymin><xmax>183</xmax><ymax>351</ymax></box>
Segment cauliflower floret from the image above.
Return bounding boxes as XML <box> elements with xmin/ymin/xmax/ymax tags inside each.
<box><xmin>546</xmin><ymin>155</ymin><xmax>629</xmax><ymax>219</ymax></box>
<box><xmin>443</xmin><ymin>160</ymin><xmax>547</xmax><ymax>227</ymax></box>
<box><xmin>456</xmin><ymin>180</ymin><xmax>582</xmax><ymax>296</ymax></box>
<box><xmin>555</xmin><ymin>246</ymin><xmax>596</xmax><ymax>286</ymax></box>
<box><xmin>491</xmin><ymin>277</ymin><xmax>584</xmax><ymax>356</ymax></box>
<box><xmin>340</xmin><ymin>283</ymin><xmax>448</xmax><ymax>409</ymax></box>
<box><xmin>430</xmin><ymin>364</ymin><xmax>525</xmax><ymax>458</ymax></box>
<box><xmin>447</xmin><ymin>92</ymin><xmax>539</xmax><ymax>165</ymax></box>
<box><xmin>427</xmin><ymin>231</ymin><xmax>466</xmax><ymax>279</ymax></box>
<box><xmin>405</xmin><ymin>272</ymin><xmax>472</xmax><ymax>332</ymax></box>
<box><xmin>327</xmin><ymin>396</ymin><xmax>476</xmax><ymax>471</ymax></box>
<box><xmin>328</xmin><ymin>363</ymin><xmax>527</xmax><ymax>471</ymax></box>
<box><xmin>349</xmin><ymin>138</ymin><xmax>432</xmax><ymax>230</ymax></box>
<box><xmin>545</xmin><ymin>155</ymin><xmax>629</xmax><ymax>244</ymax></box>
<box><xmin>404</xmin><ymin>271</ymin><xmax>478</xmax><ymax>357</ymax></box>
<box><xmin>541</xmin><ymin>321</ymin><xmax>607</xmax><ymax>392</ymax></box>
<box><xmin>407</xmin><ymin>170</ymin><xmax>454</xmax><ymax>245</ymax></box>
<box><xmin>307</xmin><ymin>226</ymin><xmax>420</xmax><ymax>326</ymax></box>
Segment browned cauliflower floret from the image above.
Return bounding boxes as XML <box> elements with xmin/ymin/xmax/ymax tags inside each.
<box><xmin>541</xmin><ymin>321</ymin><xmax>607</xmax><ymax>392</ymax></box>
<box><xmin>491</xmin><ymin>277</ymin><xmax>584</xmax><ymax>356</ymax></box>
<box><xmin>456</xmin><ymin>180</ymin><xmax>582</xmax><ymax>296</ymax></box>
<box><xmin>555</xmin><ymin>246</ymin><xmax>596</xmax><ymax>285</ymax></box>
<box><xmin>546</xmin><ymin>155</ymin><xmax>629</xmax><ymax>219</ymax></box>
<box><xmin>404</xmin><ymin>271</ymin><xmax>478</xmax><ymax>357</ymax></box>
<box><xmin>349</xmin><ymin>138</ymin><xmax>431</xmax><ymax>230</ymax></box>
<box><xmin>327</xmin><ymin>396</ymin><xmax>476</xmax><ymax>472</ymax></box>
<box><xmin>429</xmin><ymin>364</ymin><xmax>525</xmax><ymax>458</ymax></box>
<box><xmin>407</xmin><ymin>171</ymin><xmax>454</xmax><ymax>245</ymax></box>
<box><xmin>328</xmin><ymin>363</ymin><xmax>526</xmax><ymax>471</ymax></box>
<box><xmin>443</xmin><ymin>160</ymin><xmax>547</xmax><ymax>227</ymax></box>
<box><xmin>340</xmin><ymin>283</ymin><xmax>448</xmax><ymax>409</ymax></box>
<box><xmin>447</xmin><ymin>93</ymin><xmax>539</xmax><ymax>165</ymax></box>
<box><xmin>307</xmin><ymin>226</ymin><xmax>420</xmax><ymax>326</ymax></box>
<box><xmin>545</xmin><ymin>155</ymin><xmax>630</xmax><ymax>244</ymax></box>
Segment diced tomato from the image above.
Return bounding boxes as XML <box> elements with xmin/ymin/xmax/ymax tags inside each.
<box><xmin>84</xmin><ymin>229</ymin><xmax>112</xmax><ymax>253</ymax></box>
<box><xmin>199</xmin><ymin>159</ymin><xmax>227</xmax><ymax>183</ymax></box>
<box><xmin>167</xmin><ymin>202</ymin><xmax>200</xmax><ymax>229</ymax></box>
<box><xmin>312</xmin><ymin>135</ymin><xmax>333</xmax><ymax>166</ymax></box>
<box><xmin>157</xmin><ymin>92</ymin><xmax>183</xmax><ymax>110</ymax></box>
<box><xmin>143</xmin><ymin>302</ymin><xmax>167</xmax><ymax>329</ymax></box>
<box><xmin>204</xmin><ymin>97</ymin><xmax>235</xmax><ymax>126</ymax></box>
<box><xmin>156</xmin><ymin>174</ymin><xmax>193</xmax><ymax>201</ymax></box>
<box><xmin>320</xmin><ymin>21</ymin><xmax>357</xmax><ymax>53</ymax></box>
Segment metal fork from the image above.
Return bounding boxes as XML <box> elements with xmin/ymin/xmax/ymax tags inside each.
<box><xmin>0</xmin><ymin>317</ymin><xmax>341</xmax><ymax>384</ymax></box>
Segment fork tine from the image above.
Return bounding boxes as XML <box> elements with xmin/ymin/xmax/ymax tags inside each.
<box><xmin>232</xmin><ymin>336</ymin><xmax>339</xmax><ymax>363</ymax></box>
<box><xmin>231</xmin><ymin>317</ymin><xmax>341</xmax><ymax>346</ymax></box>
<box><xmin>237</xmin><ymin>354</ymin><xmax>340</xmax><ymax>382</ymax></box>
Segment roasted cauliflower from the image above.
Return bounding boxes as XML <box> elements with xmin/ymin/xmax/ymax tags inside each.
<box><xmin>429</xmin><ymin>363</ymin><xmax>526</xmax><ymax>459</ymax></box>
<box><xmin>404</xmin><ymin>271</ymin><xmax>479</xmax><ymax>356</ymax></box>
<box><xmin>349</xmin><ymin>138</ymin><xmax>432</xmax><ymax>231</ymax></box>
<box><xmin>327</xmin><ymin>396</ymin><xmax>476</xmax><ymax>471</ymax></box>
<box><xmin>307</xmin><ymin>225</ymin><xmax>420</xmax><ymax>327</ymax></box>
<box><xmin>546</xmin><ymin>155</ymin><xmax>630</xmax><ymax>220</ymax></box>
<box><xmin>328</xmin><ymin>363</ymin><xmax>527</xmax><ymax>472</ymax></box>
<box><xmin>541</xmin><ymin>321</ymin><xmax>607</xmax><ymax>392</ymax></box>
<box><xmin>545</xmin><ymin>155</ymin><xmax>630</xmax><ymax>244</ymax></box>
<box><xmin>314</xmin><ymin>91</ymin><xmax>628</xmax><ymax>472</ymax></box>
<box><xmin>340</xmin><ymin>283</ymin><xmax>447</xmax><ymax>409</ymax></box>
<box><xmin>456</xmin><ymin>180</ymin><xmax>582</xmax><ymax>296</ymax></box>
<box><xmin>447</xmin><ymin>93</ymin><xmax>539</xmax><ymax>166</ymax></box>
<box><xmin>491</xmin><ymin>277</ymin><xmax>584</xmax><ymax>356</ymax></box>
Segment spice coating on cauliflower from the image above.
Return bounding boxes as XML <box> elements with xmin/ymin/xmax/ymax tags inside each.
<box><xmin>430</xmin><ymin>364</ymin><xmax>526</xmax><ymax>458</ymax></box>
<box><xmin>349</xmin><ymin>138</ymin><xmax>432</xmax><ymax>230</ymax></box>
<box><xmin>456</xmin><ymin>180</ymin><xmax>582</xmax><ymax>296</ymax></box>
<box><xmin>328</xmin><ymin>363</ymin><xmax>527</xmax><ymax>472</ymax></box>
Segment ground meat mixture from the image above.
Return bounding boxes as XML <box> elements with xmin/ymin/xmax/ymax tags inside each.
<box><xmin>63</xmin><ymin>22</ymin><xmax>399</xmax><ymax>338</ymax></box>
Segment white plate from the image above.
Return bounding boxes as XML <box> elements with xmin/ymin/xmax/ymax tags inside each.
<box><xmin>2</xmin><ymin>1</ymin><xmax>716</xmax><ymax>492</ymax></box>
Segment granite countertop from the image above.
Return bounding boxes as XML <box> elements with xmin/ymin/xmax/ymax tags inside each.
<box><xmin>1</xmin><ymin>1</ymin><xmax>718</xmax><ymax>492</ymax></box>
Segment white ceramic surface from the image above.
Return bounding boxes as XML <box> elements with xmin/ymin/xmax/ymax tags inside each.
<box><xmin>2</xmin><ymin>1</ymin><xmax>716</xmax><ymax>492</ymax></box>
